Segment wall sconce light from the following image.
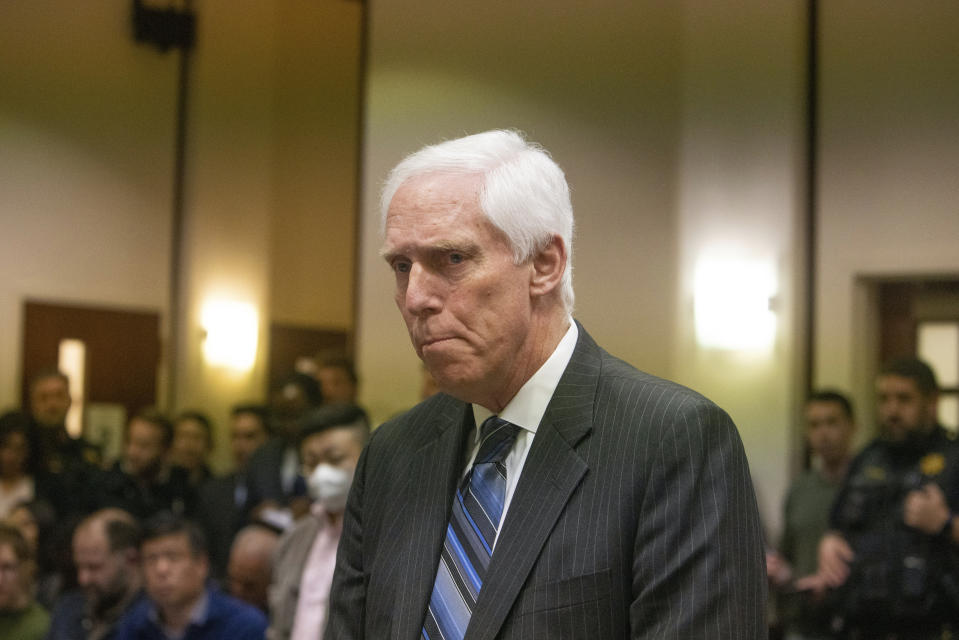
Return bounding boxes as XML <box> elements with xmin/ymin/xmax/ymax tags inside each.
<box><xmin>201</xmin><ymin>299</ymin><xmax>258</xmax><ymax>371</ymax></box>
<box><xmin>694</xmin><ymin>256</ymin><xmax>777</xmax><ymax>350</ymax></box>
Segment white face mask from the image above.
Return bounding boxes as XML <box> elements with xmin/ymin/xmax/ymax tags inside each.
<box><xmin>307</xmin><ymin>463</ymin><xmax>354</xmax><ymax>513</ymax></box>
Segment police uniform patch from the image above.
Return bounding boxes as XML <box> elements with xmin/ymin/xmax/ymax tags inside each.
<box><xmin>864</xmin><ymin>465</ymin><xmax>886</xmax><ymax>482</ymax></box>
<box><xmin>921</xmin><ymin>452</ymin><xmax>946</xmax><ymax>477</ymax></box>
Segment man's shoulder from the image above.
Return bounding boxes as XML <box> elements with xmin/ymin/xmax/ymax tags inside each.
<box><xmin>276</xmin><ymin>512</ymin><xmax>324</xmax><ymax>557</ymax></box>
<box><xmin>595</xmin><ymin>349</ymin><xmax>722</xmax><ymax>415</ymax></box>
<box><xmin>247</xmin><ymin>438</ymin><xmax>285</xmax><ymax>464</ymax></box>
<box><xmin>198</xmin><ymin>472</ymin><xmax>236</xmax><ymax>498</ymax></box>
<box><xmin>375</xmin><ymin>393</ymin><xmax>467</xmax><ymax>439</ymax></box>
<box><xmin>206</xmin><ymin>589</ymin><xmax>267</xmax><ymax>632</ymax></box>
<box><xmin>575</xmin><ymin>323</ymin><xmax>719</xmax><ymax>409</ymax></box>
<box><xmin>113</xmin><ymin>597</ymin><xmax>155</xmax><ymax>638</ymax></box>
<box><xmin>49</xmin><ymin>588</ymin><xmax>86</xmax><ymax>621</ymax></box>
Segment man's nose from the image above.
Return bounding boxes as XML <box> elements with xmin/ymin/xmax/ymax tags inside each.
<box><xmin>403</xmin><ymin>264</ymin><xmax>441</xmax><ymax>315</ymax></box>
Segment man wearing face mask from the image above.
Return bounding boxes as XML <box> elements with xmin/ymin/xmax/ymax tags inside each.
<box><xmin>267</xmin><ymin>404</ymin><xmax>369</xmax><ymax>640</ymax></box>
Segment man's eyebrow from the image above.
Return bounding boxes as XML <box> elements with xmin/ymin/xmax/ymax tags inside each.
<box><xmin>379</xmin><ymin>240</ymin><xmax>480</xmax><ymax>262</ymax></box>
<box><xmin>432</xmin><ymin>239</ymin><xmax>480</xmax><ymax>255</ymax></box>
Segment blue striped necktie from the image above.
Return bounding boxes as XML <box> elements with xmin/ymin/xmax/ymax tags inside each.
<box><xmin>422</xmin><ymin>416</ymin><xmax>521</xmax><ymax>640</ymax></box>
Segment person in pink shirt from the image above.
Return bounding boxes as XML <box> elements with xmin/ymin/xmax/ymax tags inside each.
<box><xmin>266</xmin><ymin>404</ymin><xmax>369</xmax><ymax>640</ymax></box>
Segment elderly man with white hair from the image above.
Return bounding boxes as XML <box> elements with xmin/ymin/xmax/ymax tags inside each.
<box><xmin>326</xmin><ymin>129</ymin><xmax>766</xmax><ymax>640</ymax></box>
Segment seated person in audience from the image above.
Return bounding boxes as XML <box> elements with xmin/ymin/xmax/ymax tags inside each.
<box><xmin>766</xmin><ymin>390</ymin><xmax>856</xmax><ymax>640</ymax></box>
<box><xmin>91</xmin><ymin>410</ymin><xmax>193</xmax><ymax>520</ymax></box>
<box><xmin>196</xmin><ymin>404</ymin><xmax>271</xmax><ymax>578</ymax></box>
<box><xmin>26</xmin><ymin>370</ymin><xmax>100</xmax><ymax>520</ymax></box>
<box><xmin>115</xmin><ymin>514</ymin><xmax>267</xmax><ymax>640</ymax></box>
<box><xmin>0</xmin><ymin>524</ymin><xmax>48</xmax><ymax>640</ymax></box>
<box><xmin>5</xmin><ymin>500</ymin><xmax>67</xmax><ymax>610</ymax></box>
<box><xmin>169</xmin><ymin>412</ymin><xmax>214</xmax><ymax>488</ymax></box>
<box><xmin>0</xmin><ymin>412</ymin><xmax>35</xmax><ymax>519</ymax></box>
<box><xmin>313</xmin><ymin>352</ymin><xmax>360</xmax><ymax>406</ymax></box>
<box><xmin>225</xmin><ymin>524</ymin><xmax>278</xmax><ymax>613</ymax></box>
<box><xmin>267</xmin><ymin>404</ymin><xmax>369</xmax><ymax>640</ymax></box>
<box><xmin>246</xmin><ymin>374</ymin><xmax>323</xmax><ymax>528</ymax></box>
<box><xmin>47</xmin><ymin>508</ymin><xmax>145</xmax><ymax>640</ymax></box>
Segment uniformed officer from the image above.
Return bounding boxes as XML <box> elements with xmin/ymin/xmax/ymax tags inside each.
<box><xmin>812</xmin><ymin>358</ymin><xmax>959</xmax><ymax>639</ymax></box>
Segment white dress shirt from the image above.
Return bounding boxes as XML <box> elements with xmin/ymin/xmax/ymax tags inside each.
<box><xmin>468</xmin><ymin>320</ymin><xmax>578</xmax><ymax>546</ymax></box>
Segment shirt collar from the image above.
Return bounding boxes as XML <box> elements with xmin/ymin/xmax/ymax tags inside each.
<box><xmin>472</xmin><ymin>319</ymin><xmax>578</xmax><ymax>440</ymax></box>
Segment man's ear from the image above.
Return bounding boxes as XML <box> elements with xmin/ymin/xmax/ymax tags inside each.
<box><xmin>529</xmin><ymin>236</ymin><xmax>567</xmax><ymax>299</ymax></box>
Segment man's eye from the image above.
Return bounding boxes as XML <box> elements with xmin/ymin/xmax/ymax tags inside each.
<box><xmin>449</xmin><ymin>253</ymin><xmax>464</xmax><ymax>264</ymax></box>
<box><xmin>393</xmin><ymin>261</ymin><xmax>411</xmax><ymax>274</ymax></box>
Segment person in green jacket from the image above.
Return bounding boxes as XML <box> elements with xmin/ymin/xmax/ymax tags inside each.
<box><xmin>0</xmin><ymin>524</ymin><xmax>49</xmax><ymax>640</ymax></box>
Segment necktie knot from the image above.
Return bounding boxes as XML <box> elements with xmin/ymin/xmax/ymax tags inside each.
<box><xmin>476</xmin><ymin>416</ymin><xmax>521</xmax><ymax>466</ymax></box>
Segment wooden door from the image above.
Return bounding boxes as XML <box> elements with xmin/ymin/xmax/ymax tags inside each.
<box><xmin>878</xmin><ymin>280</ymin><xmax>959</xmax><ymax>430</ymax></box>
<box><xmin>21</xmin><ymin>300</ymin><xmax>161</xmax><ymax>451</ymax></box>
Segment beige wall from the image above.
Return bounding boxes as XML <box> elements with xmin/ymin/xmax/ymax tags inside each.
<box><xmin>0</xmin><ymin>3</ymin><xmax>176</xmax><ymax>411</ymax></box>
<box><xmin>270</xmin><ymin>0</ymin><xmax>362</xmax><ymax>328</ymax></box>
<box><xmin>1</xmin><ymin>1</ymin><xmax>361</xmax><ymax>471</ymax></box>
<box><xmin>171</xmin><ymin>2</ymin><xmax>280</xmax><ymax>470</ymax></box>
<box><xmin>672</xmin><ymin>2</ymin><xmax>806</xmax><ymax>534</ymax></box>
<box><xmin>815</xmin><ymin>2</ymin><xmax>959</xmax><ymax>438</ymax></box>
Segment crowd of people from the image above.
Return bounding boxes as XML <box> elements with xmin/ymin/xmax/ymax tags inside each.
<box><xmin>3</xmin><ymin>129</ymin><xmax>955</xmax><ymax>640</ymax></box>
<box><xmin>0</xmin><ymin>352</ymin><xmax>382</xmax><ymax>640</ymax></box>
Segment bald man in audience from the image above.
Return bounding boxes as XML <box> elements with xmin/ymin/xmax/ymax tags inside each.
<box><xmin>226</xmin><ymin>525</ymin><xmax>279</xmax><ymax>613</ymax></box>
<box><xmin>47</xmin><ymin>508</ymin><xmax>145</xmax><ymax>640</ymax></box>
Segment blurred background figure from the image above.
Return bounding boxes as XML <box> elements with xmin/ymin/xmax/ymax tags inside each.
<box><xmin>4</xmin><ymin>500</ymin><xmax>67</xmax><ymax>610</ymax></box>
<box><xmin>47</xmin><ymin>508</ymin><xmax>144</xmax><ymax>640</ymax></box>
<box><xmin>270</xmin><ymin>372</ymin><xmax>323</xmax><ymax>439</ymax></box>
<box><xmin>246</xmin><ymin>374</ymin><xmax>323</xmax><ymax>528</ymax></box>
<box><xmin>228</xmin><ymin>405</ymin><xmax>271</xmax><ymax>474</ymax></box>
<box><xmin>226</xmin><ymin>524</ymin><xmax>279</xmax><ymax>613</ymax></box>
<box><xmin>813</xmin><ymin>358</ymin><xmax>959</xmax><ymax>638</ymax></box>
<box><xmin>169</xmin><ymin>411</ymin><xmax>214</xmax><ymax>488</ymax></box>
<box><xmin>0</xmin><ymin>412</ymin><xmax>35</xmax><ymax>519</ymax></box>
<box><xmin>91</xmin><ymin>410</ymin><xmax>193</xmax><ymax>520</ymax></box>
<box><xmin>0</xmin><ymin>524</ymin><xmax>48</xmax><ymax>640</ymax></box>
<box><xmin>197</xmin><ymin>404</ymin><xmax>271</xmax><ymax>579</ymax></box>
<box><xmin>26</xmin><ymin>370</ymin><xmax>99</xmax><ymax>522</ymax></box>
<box><xmin>115</xmin><ymin>514</ymin><xmax>266</xmax><ymax>639</ymax></box>
<box><xmin>267</xmin><ymin>404</ymin><xmax>368</xmax><ymax>640</ymax></box>
<box><xmin>767</xmin><ymin>390</ymin><xmax>856</xmax><ymax>640</ymax></box>
<box><xmin>312</xmin><ymin>352</ymin><xmax>359</xmax><ymax>406</ymax></box>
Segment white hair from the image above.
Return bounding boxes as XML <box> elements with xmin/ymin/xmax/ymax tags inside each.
<box><xmin>380</xmin><ymin>129</ymin><xmax>575</xmax><ymax>313</ymax></box>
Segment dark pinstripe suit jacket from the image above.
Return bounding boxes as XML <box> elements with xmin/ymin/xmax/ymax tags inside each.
<box><xmin>326</xmin><ymin>325</ymin><xmax>767</xmax><ymax>639</ymax></box>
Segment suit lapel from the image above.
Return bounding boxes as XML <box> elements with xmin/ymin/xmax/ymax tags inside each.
<box><xmin>466</xmin><ymin>325</ymin><xmax>602</xmax><ymax>640</ymax></box>
<box><xmin>394</xmin><ymin>398</ymin><xmax>474</xmax><ymax>640</ymax></box>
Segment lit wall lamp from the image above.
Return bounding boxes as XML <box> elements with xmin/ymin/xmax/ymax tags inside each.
<box><xmin>694</xmin><ymin>256</ymin><xmax>777</xmax><ymax>350</ymax></box>
<box><xmin>201</xmin><ymin>299</ymin><xmax>259</xmax><ymax>371</ymax></box>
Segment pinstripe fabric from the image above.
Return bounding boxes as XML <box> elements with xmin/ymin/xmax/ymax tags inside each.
<box><xmin>325</xmin><ymin>323</ymin><xmax>767</xmax><ymax>640</ymax></box>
